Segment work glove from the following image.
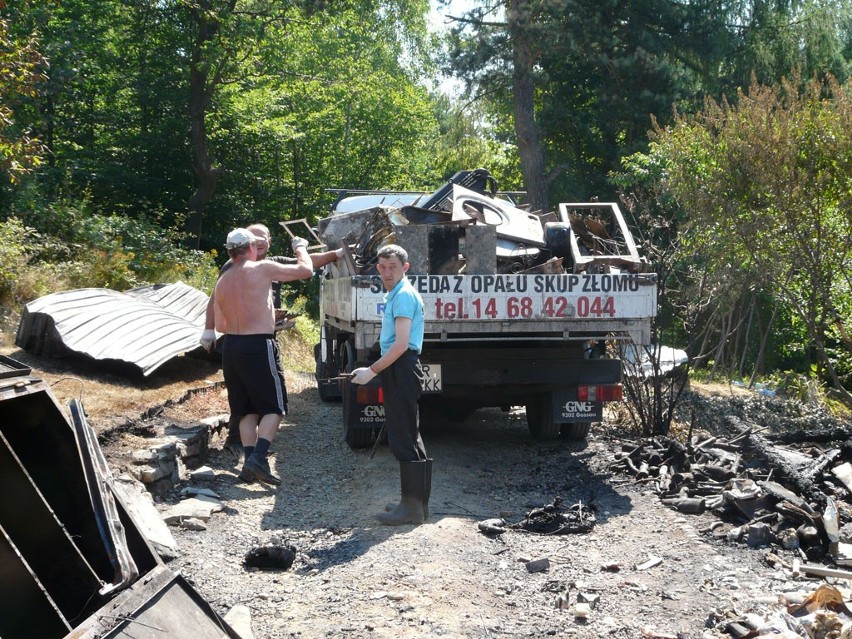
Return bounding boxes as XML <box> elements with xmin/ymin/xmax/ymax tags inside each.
<box><xmin>291</xmin><ymin>237</ymin><xmax>309</xmax><ymax>251</ymax></box>
<box><xmin>351</xmin><ymin>367</ymin><xmax>377</xmax><ymax>385</ymax></box>
<box><xmin>200</xmin><ymin>329</ymin><xmax>217</xmax><ymax>352</ymax></box>
<box><xmin>334</xmin><ymin>246</ymin><xmax>345</xmax><ymax>259</ymax></box>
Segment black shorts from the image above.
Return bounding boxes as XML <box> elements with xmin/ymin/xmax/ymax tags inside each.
<box><xmin>222</xmin><ymin>334</ymin><xmax>288</xmax><ymax>417</ymax></box>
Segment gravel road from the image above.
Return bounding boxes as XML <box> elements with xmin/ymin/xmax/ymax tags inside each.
<box><xmin>143</xmin><ymin>371</ymin><xmax>792</xmax><ymax>639</ymax></box>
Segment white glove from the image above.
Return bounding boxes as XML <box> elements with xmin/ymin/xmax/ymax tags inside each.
<box><xmin>351</xmin><ymin>367</ymin><xmax>377</xmax><ymax>385</ymax></box>
<box><xmin>291</xmin><ymin>237</ymin><xmax>309</xmax><ymax>251</ymax></box>
<box><xmin>334</xmin><ymin>246</ymin><xmax>345</xmax><ymax>259</ymax></box>
<box><xmin>200</xmin><ymin>329</ymin><xmax>217</xmax><ymax>352</ymax></box>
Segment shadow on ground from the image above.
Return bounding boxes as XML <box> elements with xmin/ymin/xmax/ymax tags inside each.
<box><xmin>254</xmin><ymin>381</ymin><xmax>634</xmax><ymax>572</ymax></box>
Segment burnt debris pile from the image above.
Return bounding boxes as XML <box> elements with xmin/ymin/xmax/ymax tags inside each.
<box><xmin>478</xmin><ymin>497</ymin><xmax>597</xmax><ymax>537</ymax></box>
<box><xmin>613</xmin><ymin>410</ymin><xmax>852</xmax><ymax>566</ymax></box>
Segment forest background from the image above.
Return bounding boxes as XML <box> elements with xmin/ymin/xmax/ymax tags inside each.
<box><xmin>1</xmin><ymin>0</ymin><xmax>850</xmax><ymax>413</ymax></box>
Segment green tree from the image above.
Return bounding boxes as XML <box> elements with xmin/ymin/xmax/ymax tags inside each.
<box><xmin>5</xmin><ymin>0</ymin><xmax>440</xmax><ymax>252</ymax></box>
<box><xmin>199</xmin><ymin>1</ymin><xmax>439</xmax><ymax>248</ymax></box>
<box><xmin>445</xmin><ymin>0</ymin><xmax>852</xmax><ymax>207</ymax></box>
<box><xmin>648</xmin><ymin>75</ymin><xmax>852</xmax><ymax>401</ymax></box>
<box><xmin>428</xmin><ymin>94</ymin><xmax>521</xmax><ymax>189</ymax></box>
<box><xmin>178</xmin><ymin>0</ymin><xmax>433</xmax><ymax>246</ymax></box>
<box><xmin>7</xmin><ymin>0</ymin><xmax>192</xmax><ymax>214</ymax></box>
<box><xmin>445</xmin><ymin>0</ymin><xmax>729</xmax><ymax>206</ymax></box>
<box><xmin>720</xmin><ymin>0</ymin><xmax>852</xmax><ymax>94</ymax></box>
<box><xmin>0</xmin><ymin>1</ymin><xmax>46</xmax><ymax>184</ymax></box>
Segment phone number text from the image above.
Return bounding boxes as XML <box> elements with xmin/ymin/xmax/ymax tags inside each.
<box><xmin>430</xmin><ymin>295</ymin><xmax>616</xmax><ymax>319</ymax></box>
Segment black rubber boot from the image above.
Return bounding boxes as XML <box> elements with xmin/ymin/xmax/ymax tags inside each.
<box><xmin>376</xmin><ymin>460</ymin><xmax>427</xmax><ymax>526</ymax></box>
<box><xmin>384</xmin><ymin>459</ymin><xmax>433</xmax><ymax>518</ymax></box>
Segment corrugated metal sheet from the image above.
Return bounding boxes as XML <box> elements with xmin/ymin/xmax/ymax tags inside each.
<box><xmin>15</xmin><ymin>282</ymin><xmax>209</xmax><ymax>376</ymax></box>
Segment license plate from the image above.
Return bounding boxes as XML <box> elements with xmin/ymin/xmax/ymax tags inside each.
<box><xmin>421</xmin><ymin>364</ymin><xmax>442</xmax><ymax>393</ymax></box>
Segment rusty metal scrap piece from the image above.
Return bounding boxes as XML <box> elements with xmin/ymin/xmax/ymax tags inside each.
<box><xmin>510</xmin><ymin>497</ymin><xmax>596</xmax><ymax>535</ymax></box>
<box><xmin>274</xmin><ymin>309</ymin><xmax>300</xmax><ymax>332</ymax></box>
<box><xmin>16</xmin><ymin>282</ymin><xmax>210</xmax><ymax>376</ymax></box>
<box><xmin>279</xmin><ymin>218</ymin><xmax>324</xmax><ymax>250</ymax></box>
<box><xmin>450</xmin><ymin>184</ymin><xmax>546</xmax><ymax>247</ymax></box>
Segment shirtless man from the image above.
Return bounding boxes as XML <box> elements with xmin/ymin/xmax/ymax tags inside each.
<box><xmin>201</xmin><ymin>223</ymin><xmax>343</xmax><ymax>452</ymax></box>
<box><xmin>213</xmin><ymin>228</ymin><xmax>313</xmax><ymax>485</ymax></box>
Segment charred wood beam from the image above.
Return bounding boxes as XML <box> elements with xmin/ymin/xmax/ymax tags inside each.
<box><xmin>765</xmin><ymin>427</ymin><xmax>852</xmax><ymax>445</ymax></box>
<box><xmin>725</xmin><ymin>416</ymin><xmax>831</xmax><ymax>508</ymax></box>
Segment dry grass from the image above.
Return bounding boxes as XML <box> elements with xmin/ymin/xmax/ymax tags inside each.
<box><xmin>0</xmin><ymin>309</ymin><xmax>318</xmax><ymax>434</ymax></box>
<box><xmin>278</xmin><ymin>329</ymin><xmax>316</xmax><ymax>374</ymax></box>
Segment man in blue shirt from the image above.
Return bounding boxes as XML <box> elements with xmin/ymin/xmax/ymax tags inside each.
<box><xmin>351</xmin><ymin>244</ymin><xmax>432</xmax><ymax>526</ymax></box>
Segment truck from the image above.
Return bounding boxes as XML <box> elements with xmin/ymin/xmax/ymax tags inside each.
<box><xmin>310</xmin><ymin>170</ymin><xmax>657</xmax><ymax>448</ymax></box>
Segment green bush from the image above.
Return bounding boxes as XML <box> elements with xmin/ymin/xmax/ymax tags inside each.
<box><xmin>72</xmin><ymin>213</ymin><xmax>220</xmax><ymax>291</ymax></box>
<box><xmin>1</xmin><ymin>204</ymin><xmax>220</xmax><ymax>311</ymax></box>
<box><xmin>0</xmin><ymin>217</ymin><xmax>34</xmax><ymax>306</ymax></box>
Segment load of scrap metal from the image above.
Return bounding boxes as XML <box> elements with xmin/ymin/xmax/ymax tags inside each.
<box><xmin>317</xmin><ymin>168</ymin><xmax>642</xmax><ymax>276</ymax></box>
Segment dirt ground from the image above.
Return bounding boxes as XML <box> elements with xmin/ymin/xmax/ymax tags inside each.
<box><xmin>0</xmin><ymin>323</ymin><xmax>837</xmax><ymax>639</ymax></box>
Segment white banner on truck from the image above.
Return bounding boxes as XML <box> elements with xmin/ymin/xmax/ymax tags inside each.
<box><xmin>327</xmin><ymin>273</ymin><xmax>656</xmax><ymax>322</ymax></box>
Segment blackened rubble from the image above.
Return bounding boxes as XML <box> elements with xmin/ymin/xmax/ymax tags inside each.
<box><xmin>477</xmin><ymin>497</ymin><xmax>596</xmax><ymax>536</ymax></box>
<box><xmin>612</xmin><ymin>389</ymin><xmax>852</xmax><ymax>565</ymax></box>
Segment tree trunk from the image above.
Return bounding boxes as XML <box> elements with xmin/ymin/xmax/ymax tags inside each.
<box><xmin>749</xmin><ymin>300</ymin><xmax>777</xmax><ymax>388</ymax></box>
<box><xmin>738</xmin><ymin>294</ymin><xmax>756</xmax><ymax>379</ymax></box>
<box><xmin>184</xmin><ymin>1</ymin><xmax>231</xmax><ymax>249</ymax></box>
<box><xmin>507</xmin><ymin>0</ymin><xmax>548</xmax><ymax>214</ymax></box>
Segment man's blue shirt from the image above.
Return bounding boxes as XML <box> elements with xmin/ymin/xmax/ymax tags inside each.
<box><xmin>380</xmin><ymin>277</ymin><xmax>424</xmax><ymax>355</ymax></box>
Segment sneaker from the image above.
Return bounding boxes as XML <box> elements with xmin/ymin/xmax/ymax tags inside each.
<box><xmin>243</xmin><ymin>456</ymin><xmax>281</xmax><ymax>486</ymax></box>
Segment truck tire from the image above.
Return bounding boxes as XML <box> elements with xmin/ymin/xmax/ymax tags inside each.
<box><xmin>338</xmin><ymin>340</ymin><xmax>375</xmax><ymax>448</ymax></box>
<box><xmin>560</xmin><ymin>422</ymin><xmax>591</xmax><ymax>441</ymax></box>
<box><xmin>525</xmin><ymin>393</ymin><xmax>560</xmax><ymax>440</ymax></box>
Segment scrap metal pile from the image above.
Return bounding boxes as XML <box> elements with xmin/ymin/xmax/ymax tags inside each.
<box><xmin>304</xmin><ymin>168</ymin><xmax>648</xmax><ymax>277</ymax></box>
<box><xmin>0</xmin><ymin>360</ymin><xmax>241</xmax><ymax>638</ymax></box>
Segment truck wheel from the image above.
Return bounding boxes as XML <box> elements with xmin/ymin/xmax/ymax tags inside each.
<box><xmin>342</xmin><ymin>381</ymin><xmax>375</xmax><ymax>448</ymax></box>
<box><xmin>560</xmin><ymin>422</ymin><xmax>591</xmax><ymax>441</ymax></box>
<box><xmin>339</xmin><ymin>340</ymin><xmax>375</xmax><ymax>448</ymax></box>
<box><xmin>525</xmin><ymin>393</ymin><xmax>560</xmax><ymax>440</ymax></box>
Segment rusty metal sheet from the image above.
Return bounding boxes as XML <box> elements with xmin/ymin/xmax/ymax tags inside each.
<box><xmin>0</xmin><ymin>377</ymin><xmax>236</xmax><ymax>639</ymax></box>
<box><xmin>16</xmin><ymin>282</ymin><xmax>209</xmax><ymax>376</ymax></box>
<box><xmin>451</xmin><ymin>184</ymin><xmax>546</xmax><ymax>247</ymax></box>
<box><xmin>68</xmin><ymin>565</ymin><xmax>241</xmax><ymax>639</ymax></box>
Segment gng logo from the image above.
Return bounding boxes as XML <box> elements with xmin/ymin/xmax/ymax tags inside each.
<box><xmin>363</xmin><ymin>405</ymin><xmax>385</xmax><ymax>418</ymax></box>
<box><xmin>563</xmin><ymin>401</ymin><xmax>593</xmax><ymax>413</ymax></box>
